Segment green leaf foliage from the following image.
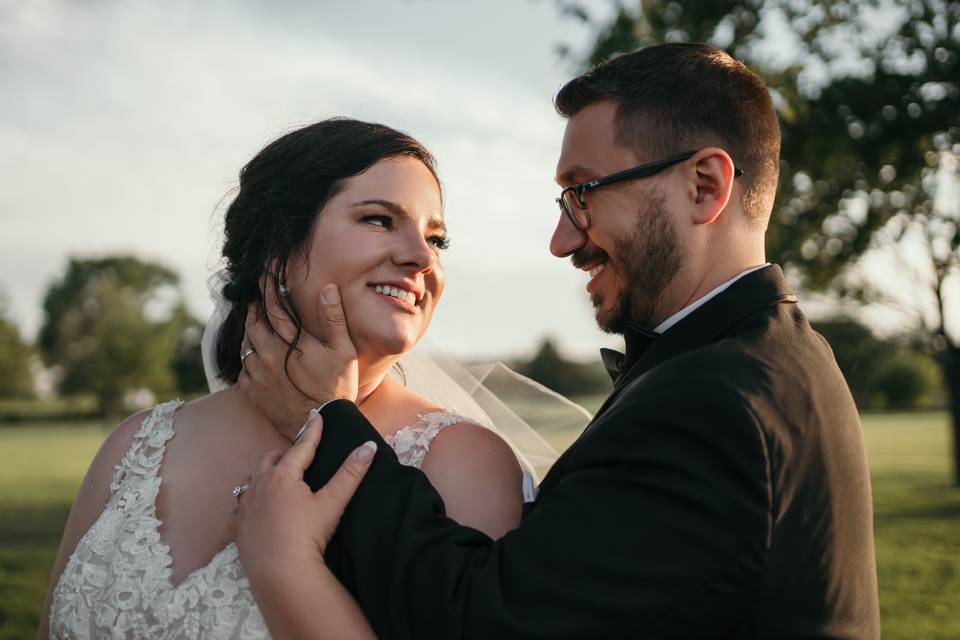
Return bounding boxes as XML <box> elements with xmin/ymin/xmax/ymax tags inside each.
<box><xmin>0</xmin><ymin>291</ymin><xmax>34</xmax><ymax>399</ymax></box>
<box><xmin>38</xmin><ymin>256</ymin><xmax>192</xmax><ymax>416</ymax></box>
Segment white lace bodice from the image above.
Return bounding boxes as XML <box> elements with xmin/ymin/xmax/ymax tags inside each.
<box><xmin>49</xmin><ymin>401</ymin><xmax>471</xmax><ymax>640</ymax></box>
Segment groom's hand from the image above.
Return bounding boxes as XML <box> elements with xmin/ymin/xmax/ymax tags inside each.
<box><xmin>239</xmin><ymin>275</ymin><xmax>359</xmax><ymax>436</ymax></box>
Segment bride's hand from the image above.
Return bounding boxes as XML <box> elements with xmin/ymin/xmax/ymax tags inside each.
<box><xmin>238</xmin><ymin>274</ymin><xmax>359</xmax><ymax>436</ymax></box>
<box><xmin>228</xmin><ymin>414</ymin><xmax>379</xmax><ymax>639</ymax></box>
<box><xmin>228</xmin><ymin>413</ymin><xmax>377</xmax><ymax>578</ymax></box>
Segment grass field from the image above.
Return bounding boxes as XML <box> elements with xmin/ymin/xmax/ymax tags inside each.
<box><xmin>1</xmin><ymin>412</ymin><xmax>958</xmax><ymax>638</ymax></box>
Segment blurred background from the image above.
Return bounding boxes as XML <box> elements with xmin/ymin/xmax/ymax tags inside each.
<box><xmin>1</xmin><ymin>0</ymin><xmax>957</xmax><ymax>637</ymax></box>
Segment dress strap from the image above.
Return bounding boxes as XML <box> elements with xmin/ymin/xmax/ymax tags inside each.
<box><xmin>413</xmin><ymin>411</ymin><xmax>473</xmax><ymax>441</ymax></box>
<box><xmin>108</xmin><ymin>400</ymin><xmax>181</xmax><ymax>493</ymax></box>
<box><xmin>385</xmin><ymin>411</ymin><xmax>472</xmax><ymax>469</ymax></box>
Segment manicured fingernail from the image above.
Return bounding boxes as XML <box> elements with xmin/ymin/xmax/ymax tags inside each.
<box><xmin>309</xmin><ymin>407</ymin><xmax>321</xmax><ymax>419</ymax></box>
<box><xmin>352</xmin><ymin>440</ymin><xmax>377</xmax><ymax>462</ymax></box>
<box><xmin>293</xmin><ymin>423</ymin><xmax>307</xmax><ymax>443</ymax></box>
<box><xmin>321</xmin><ymin>285</ymin><xmax>340</xmax><ymax>304</ymax></box>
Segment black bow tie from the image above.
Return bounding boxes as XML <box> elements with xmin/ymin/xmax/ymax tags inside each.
<box><xmin>600</xmin><ymin>323</ymin><xmax>659</xmax><ymax>382</ymax></box>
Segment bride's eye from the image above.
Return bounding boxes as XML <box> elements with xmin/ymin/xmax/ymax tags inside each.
<box><xmin>428</xmin><ymin>235</ymin><xmax>451</xmax><ymax>251</ymax></box>
<box><xmin>361</xmin><ymin>214</ymin><xmax>393</xmax><ymax>229</ymax></box>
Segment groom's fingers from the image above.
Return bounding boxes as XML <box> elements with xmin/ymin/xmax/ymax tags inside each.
<box><xmin>314</xmin><ymin>441</ymin><xmax>377</xmax><ymax>514</ymax></box>
<box><xmin>317</xmin><ymin>285</ymin><xmax>353</xmax><ymax>352</ymax></box>
<box><xmin>244</xmin><ymin>305</ymin><xmax>267</xmax><ymax>361</ymax></box>
<box><xmin>243</xmin><ymin>305</ymin><xmax>283</xmax><ymax>380</ymax></box>
<box><xmin>277</xmin><ymin>413</ymin><xmax>324</xmax><ymax>475</ymax></box>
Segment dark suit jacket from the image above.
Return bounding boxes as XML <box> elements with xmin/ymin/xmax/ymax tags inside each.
<box><xmin>306</xmin><ymin>265</ymin><xmax>880</xmax><ymax>639</ymax></box>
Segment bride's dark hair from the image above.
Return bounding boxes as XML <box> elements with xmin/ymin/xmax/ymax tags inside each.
<box><xmin>215</xmin><ymin>117</ymin><xmax>439</xmax><ymax>385</ymax></box>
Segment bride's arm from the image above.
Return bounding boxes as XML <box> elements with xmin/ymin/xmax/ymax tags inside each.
<box><xmin>36</xmin><ymin>410</ymin><xmax>148</xmax><ymax>640</ymax></box>
<box><xmin>245</xmin><ymin>553</ymin><xmax>375</xmax><ymax>640</ymax></box>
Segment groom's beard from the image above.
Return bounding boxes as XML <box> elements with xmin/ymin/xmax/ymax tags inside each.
<box><xmin>575</xmin><ymin>192</ymin><xmax>682</xmax><ymax>335</ymax></box>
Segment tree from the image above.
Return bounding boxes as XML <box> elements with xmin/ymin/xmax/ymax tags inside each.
<box><xmin>558</xmin><ymin>0</ymin><xmax>960</xmax><ymax>482</ymax></box>
<box><xmin>0</xmin><ymin>289</ymin><xmax>34</xmax><ymax>398</ymax></box>
<box><xmin>171</xmin><ymin>309</ymin><xmax>209</xmax><ymax>396</ymax></box>
<box><xmin>874</xmin><ymin>350</ymin><xmax>942</xmax><ymax>409</ymax></box>
<box><xmin>517</xmin><ymin>336</ymin><xmax>612</xmax><ymax>396</ymax></box>
<box><xmin>39</xmin><ymin>256</ymin><xmax>187</xmax><ymax>416</ymax></box>
<box><xmin>813</xmin><ymin>316</ymin><xmax>942</xmax><ymax>409</ymax></box>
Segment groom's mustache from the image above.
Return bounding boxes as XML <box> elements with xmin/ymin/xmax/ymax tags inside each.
<box><xmin>571</xmin><ymin>247</ymin><xmax>610</xmax><ymax>271</ymax></box>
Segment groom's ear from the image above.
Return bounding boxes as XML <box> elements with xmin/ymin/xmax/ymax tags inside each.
<box><xmin>688</xmin><ymin>147</ymin><xmax>736</xmax><ymax>226</ymax></box>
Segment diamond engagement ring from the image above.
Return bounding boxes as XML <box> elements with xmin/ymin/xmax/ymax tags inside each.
<box><xmin>232</xmin><ymin>484</ymin><xmax>249</xmax><ymax>500</ymax></box>
<box><xmin>240</xmin><ymin>347</ymin><xmax>256</xmax><ymax>363</ymax></box>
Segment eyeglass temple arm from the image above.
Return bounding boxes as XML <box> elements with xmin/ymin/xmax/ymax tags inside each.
<box><xmin>582</xmin><ymin>151</ymin><xmax>743</xmax><ymax>193</ymax></box>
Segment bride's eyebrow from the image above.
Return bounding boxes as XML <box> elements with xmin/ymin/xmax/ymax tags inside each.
<box><xmin>352</xmin><ymin>199</ymin><xmax>447</xmax><ymax>236</ymax></box>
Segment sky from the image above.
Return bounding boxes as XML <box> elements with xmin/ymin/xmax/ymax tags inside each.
<box><xmin>0</xmin><ymin>0</ymin><xmax>624</xmax><ymax>361</ymax></box>
<box><xmin>3</xmin><ymin>0</ymin><xmax>955</xmax><ymax>363</ymax></box>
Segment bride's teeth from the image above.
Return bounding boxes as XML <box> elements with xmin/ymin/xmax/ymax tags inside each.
<box><xmin>371</xmin><ymin>284</ymin><xmax>417</xmax><ymax>305</ymax></box>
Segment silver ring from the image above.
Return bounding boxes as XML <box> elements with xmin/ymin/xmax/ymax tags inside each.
<box><xmin>240</xmin><ymin>347</ymin><xmax>256</xmax><ymax>363</ymax></box>
<box><xmin>232</xmin><ymin>483</ymin><xmax>249</xmax><ymax>500</ymax></box>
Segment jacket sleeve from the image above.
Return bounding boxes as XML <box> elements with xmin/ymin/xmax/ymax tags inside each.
<box><xmin>306</xmin><ymin>394</ymin><xmax>771</xmax><ymax>639</ymax></box>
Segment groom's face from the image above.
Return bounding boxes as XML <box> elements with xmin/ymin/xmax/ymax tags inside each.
<box><xmin>551</xmin><ymin>101</ymin><xmax>684</xmax><ymax>332</ymax></box>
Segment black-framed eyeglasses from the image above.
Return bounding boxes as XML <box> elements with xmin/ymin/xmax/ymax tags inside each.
<box><xmin>555</xmin><ymin>150</ymin><xmax>744</xmax><ymax>230</ymax></box>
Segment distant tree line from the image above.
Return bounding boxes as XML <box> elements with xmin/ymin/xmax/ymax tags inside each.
<box><xmin>0</xmin><ymin>254</ymin><xmax>946</xmax><ymax>418</ymax></box>
<box><xmin>514</xmin><ymin>337</ymin><xmax>613</xmax><ymax>399</ymax></box>
<box><xmin>514</xmin><ymin>325</ymin><xmax>942</xmax><ymax>411</ymax></box>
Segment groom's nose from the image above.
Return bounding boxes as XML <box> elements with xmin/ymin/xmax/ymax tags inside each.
<box><xmin>550</xmin><ymin>211</ymin><xmax>587</xmax><ymax>258</ymax></box>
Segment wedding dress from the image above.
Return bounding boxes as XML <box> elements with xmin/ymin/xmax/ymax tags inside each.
<box><xmin>48</xmin><ymin>400</ymin><xmax>473</xmax><ymax>640</ymax></box>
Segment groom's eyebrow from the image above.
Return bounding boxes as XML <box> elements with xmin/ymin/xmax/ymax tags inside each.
<box><xmin>556</xmin><ymin>166</ymin><xmax>601</xmax><ymax>186</ymax></box>
<box><xmin>353</xmin><ymin>199</ymin><xmax>447</xmax><ymax>235</ymax></box>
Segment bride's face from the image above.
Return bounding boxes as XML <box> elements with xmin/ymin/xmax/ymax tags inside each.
<box><xmin>285</xmin><ymin>156</ymin><xmax>446</xmax><ymax>360</ymax></box>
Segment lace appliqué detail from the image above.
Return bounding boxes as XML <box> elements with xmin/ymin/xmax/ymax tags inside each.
<box><xmin>49</xmin><ymin>401</ymin><xmax>270</xmax><ymax>640</ymax></box>
<box><xmin>384</xmin><ymin>411</ymin><xmax>471</xmax><ymax>469</ymax></box>
<box><xmin>48</xmin><ymin>404</ymin><xmax>469</xmax><ymax>639</ymax></box>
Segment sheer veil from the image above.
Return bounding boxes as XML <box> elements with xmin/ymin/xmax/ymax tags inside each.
<box><xmin>200</xmin><ymin>275</ymin><xmax>593</xmax><ymax>492</ymax></box>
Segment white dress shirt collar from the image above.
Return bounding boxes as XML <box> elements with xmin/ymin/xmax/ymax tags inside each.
<box><xmin>653</xmin><ymin>264</ymin><xmax>771</xmax><ymax>335</ymax></box>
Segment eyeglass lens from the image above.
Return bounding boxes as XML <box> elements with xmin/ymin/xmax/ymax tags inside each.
<box><xmin>560</xmin><ymin>189</ymin><xmax>588</xmax><ymax>229</ymax></box>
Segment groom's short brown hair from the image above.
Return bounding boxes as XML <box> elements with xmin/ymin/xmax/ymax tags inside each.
<box><xmin>555</xmin><ymin>42</ymin><xmax>780</xmax><ymax>227</ymax></box>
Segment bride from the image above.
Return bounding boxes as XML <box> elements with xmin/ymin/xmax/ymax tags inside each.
<box><xmin>39</xmin><ymin>118</ymin><xmax>528</xmax><ymax>639</ymax></box>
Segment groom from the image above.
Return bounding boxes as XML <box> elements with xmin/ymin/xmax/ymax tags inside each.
<box><xmin>240</xmin><ymin>43</ymin><xmax>880</xmax><ymax>638</ymax></box>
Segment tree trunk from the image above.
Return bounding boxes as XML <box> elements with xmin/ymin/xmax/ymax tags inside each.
<box><xmin>947</xmin><ymin>343</ymin><xmax>960</xmax><ymax>487</ymax></box>
<box><xmin>99</xmin><ymin>388</ymin><xmax>124</xmax><ymax>422</ymax></box>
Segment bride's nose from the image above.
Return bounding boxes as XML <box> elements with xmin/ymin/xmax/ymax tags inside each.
<box><xmin>393</xmin><ymin>229</ymin><xmax>436</xmax><ymax>271</ymax></box>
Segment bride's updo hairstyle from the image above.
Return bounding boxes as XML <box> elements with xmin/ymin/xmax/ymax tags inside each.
<box><xmin>215</xmin><ymin>118</ymin><xmax>439</xmax><ymax>384</ymax></box>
